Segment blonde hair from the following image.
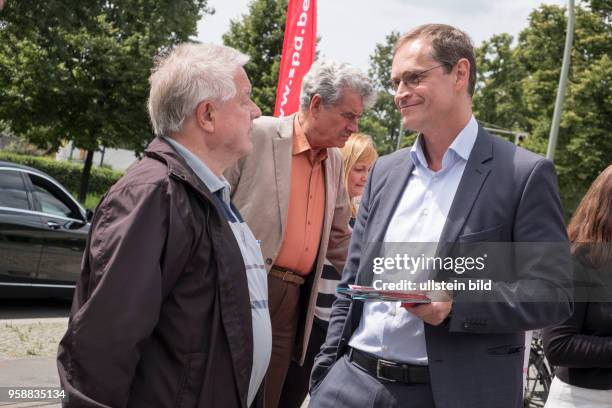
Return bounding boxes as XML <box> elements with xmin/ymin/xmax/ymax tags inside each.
<box><xmin>340</xmin><ymin>133</ymin><xmax>378</xmax><ymax>216</ymax></box>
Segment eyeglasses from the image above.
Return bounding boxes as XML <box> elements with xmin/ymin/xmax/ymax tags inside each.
<box><xmin>387</xmin><ymin>63</ymin><xmax>449</xmax><ymax>94</ymax></box>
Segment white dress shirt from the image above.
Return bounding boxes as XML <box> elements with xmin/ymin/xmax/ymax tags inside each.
<box><xmin>349</xmin><ymin>116</ymin><xmax>478</xmax><ymax>365</ymax></box>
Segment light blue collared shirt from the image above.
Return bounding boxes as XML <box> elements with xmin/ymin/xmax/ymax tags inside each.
<box><xmin>349</xmin><ymin>116</ymin><xmax>479</xmax><ymax>365</ymax></box>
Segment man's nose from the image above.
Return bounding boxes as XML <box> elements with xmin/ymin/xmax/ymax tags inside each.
<box><xmin>394</xmin><ymin>84</ymin><xmax>413</xmax><ymax>106</ymax></box>
<box><xmin>347</xmin><ymin>119</ymin><xmax>359</xmax><ymax>133</ymax></box>
<box><xmin>251</xmin><ymin>102</ymin><xmax>262</xmax><ymax>120</ymax></box>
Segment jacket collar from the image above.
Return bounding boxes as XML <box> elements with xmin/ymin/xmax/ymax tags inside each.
<box><xmin>144</xmin><ymin>136</ymin><xmax>218</xmax><ymax>201</ymax></box>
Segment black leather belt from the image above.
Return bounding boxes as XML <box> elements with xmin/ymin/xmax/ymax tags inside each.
<box><xmin>349</xmin><ymin>348</ymin><xmax>430</xmax><ymax>384</ymax></box>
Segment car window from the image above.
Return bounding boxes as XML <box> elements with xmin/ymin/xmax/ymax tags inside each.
<box><xmin>0</xmin><ymin>169</ymin><xmax>30</xmax><ymax>210</ymax></box>
<box><xmin>28</xmin><ymin>174</ymin><xmax>80</xmax><ymax>219</ymax></box>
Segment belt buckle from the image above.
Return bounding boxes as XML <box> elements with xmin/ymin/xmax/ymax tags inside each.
<box><xmin>282</xmin><ymin>270</ymin><xmax>292</xmax><ymax>282</ymax></box>
<box><xmin>376</xmin><ymin>358</ymin><xmax>398</xmax><ymax>383</ymax></box>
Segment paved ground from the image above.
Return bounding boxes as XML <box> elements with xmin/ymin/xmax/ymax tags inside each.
<box><xmin>0</xmin><ymin>299</ymin><xmax>311</xmax><ymax>407</ymax></box>
<box><xmin>0</xmin><ymin>300</ymin><xmax>68</xmax><ymax>407</ymax></box>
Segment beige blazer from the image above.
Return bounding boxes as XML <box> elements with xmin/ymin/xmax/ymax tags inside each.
<box><xmin>225</xmin><ymin>114</ymin><xmax>352</xmax><ymax>364</ymax></box>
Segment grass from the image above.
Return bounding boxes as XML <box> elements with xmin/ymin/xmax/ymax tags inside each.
<box><xmin>70</xmin><ymin>192</ymin><xmax>103</xmax><ymax>210</ymax></box>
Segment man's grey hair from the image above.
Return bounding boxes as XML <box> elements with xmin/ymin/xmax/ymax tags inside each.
<box><xmin>148</xmin><ymin>43</ymin><xmax>250</xmax><ymax>136</ymax></box>
<box><xmin>299</xmin><ymin>60</ymin><xmax>376</xmax><ymax>112</ymax></box>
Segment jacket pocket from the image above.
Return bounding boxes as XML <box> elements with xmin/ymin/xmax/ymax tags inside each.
<box><xmin>458</xmin><ymin>224</ymin><xmax>504</xmax><ymax>243</ymax></box>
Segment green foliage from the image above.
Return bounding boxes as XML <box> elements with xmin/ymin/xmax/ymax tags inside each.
<box><xmin>223</xmin><ymin>0</ymin><xmax>288</xmax><ymax>115</ymax></box>
<box><xmin>474</xmin><ymin>2</ymin><xmax>612</xmax><ymax>218</ymax></box>
<box><xmin>0</xmin><ymin>152</ymin><xmax>122</xmax><ymax>197</ymax></box>
<box><xmin>82</xmin><ymin>192</ymin><xmax>104</xmax><ymax>209</ymax></box>
<box><xmin>473</xmin><ymin>33</ymin><xmax>529</xmax><ymax>139</ymax></box>
<box><xmin>360</xmin><ymin>31</ymin><xmax>410</xmax><ymax>155</ymax></box>
<box><xmin>0</xmin><ymin>0</ymin><xmax>212</xmax><ymax>196</ymax></box>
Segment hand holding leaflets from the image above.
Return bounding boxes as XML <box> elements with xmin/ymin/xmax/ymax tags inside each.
<box><xmin>337</xmin><ymin>284</ymin><xmax>432</xmax><ymax>304</ymax></box>
<box><xmin>337</xmin><ymin>285</ymin><xmax>453</xmax><ymax>324</ymax></box>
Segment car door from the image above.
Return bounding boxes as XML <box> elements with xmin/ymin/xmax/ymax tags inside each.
<box><xmin>0</xmin><ymin>168</ymin><xmax>44</xmax><ymax>293</ymax></box>
<box><xmin>25</xmin><ymin>172</ymin><xmax>89</xmax><ymax>287</ymax></box>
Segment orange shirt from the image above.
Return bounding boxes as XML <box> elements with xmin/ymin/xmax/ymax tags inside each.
<box><xmin>274</xmin><ymin>117</ymin><xmax>327</xmax><ymax>275</ymax></box>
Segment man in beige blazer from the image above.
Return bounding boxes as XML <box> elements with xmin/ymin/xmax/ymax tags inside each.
<box><xmin>225</xmin><ymin>60</ymin><xmax>375</xmax><ymax>408</ymax></box>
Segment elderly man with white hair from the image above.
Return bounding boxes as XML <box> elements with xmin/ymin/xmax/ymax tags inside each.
<box><xmin>57</xmin><ymin>43</ymin><xmax>268</xmax><ymax>408</ymax></box>
<box><xmin>226</xmin><ymin>60</ymin><xmax>376</xmax><ymax>408</ymax></box>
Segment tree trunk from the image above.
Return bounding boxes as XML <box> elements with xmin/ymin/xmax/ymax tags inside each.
<box><xmin>78</xmin><ymin>149</ymin><xmax>94</xmax><ymax>203</ymax></box>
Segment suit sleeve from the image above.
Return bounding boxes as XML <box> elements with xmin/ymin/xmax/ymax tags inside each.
<box><xmin>57</xmin><ymin>182</ymin><xmax>173</xmax><ymax>407</ymax></box>
<box><xmin>310</xmin><ymin>159</ymin><xmax>377</xmax><ymax>391</ymax></box>
<box><xmin>449</xmin><ymin>159</ymin><xmax>573</xmax><ymax>333</ymax></box>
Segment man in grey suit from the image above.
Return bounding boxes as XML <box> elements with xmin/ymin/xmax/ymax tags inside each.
<box><xmin>309</xmin><ymin>24</ymin><xmax>573</xmax><ymax>408</ymax></box>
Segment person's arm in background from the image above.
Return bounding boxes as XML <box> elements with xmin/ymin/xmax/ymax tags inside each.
<box><xmin>543</xmin><ymin>260</ymin><xmax>612</xmax><ymax>368</ymax></box>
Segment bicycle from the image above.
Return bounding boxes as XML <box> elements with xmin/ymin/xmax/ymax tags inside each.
<box><xmin>524</xmin><ymin>331</ymin><xmax>554</xmax><ymax>407</ymax></box>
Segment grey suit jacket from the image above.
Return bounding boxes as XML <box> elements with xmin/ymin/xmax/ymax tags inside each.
<box><xmin>311</xmin><ymin>126</ymin><xmax>572</xmax><ymax>408</ymax></box>
<box><xmin>225</xmin><ymin>114</ymin><xmax>352</xmax><ymax>364</ymax></box>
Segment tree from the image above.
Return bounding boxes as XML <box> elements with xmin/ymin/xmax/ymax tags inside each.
<box><xmin>0</xmin><ymin>0</ymin><xmax>212</xmax><ymax>202</ymax></box>
<box><xmin>473</xmin><ymin>33</ymin><xmax>529</xmax><ymax>141</ymax></box>
<box><xmin>223</xmin><ymin>0</ymin><xmax>288</xmax><ymax>115</ymax></box>
<box><xmin>360</xmin><ymin>31</ymin><xmax>416</xmax><ymax>154</ymax></box>
<box><xmin>474</xmin><ymin>1</ymin><xmax>612</xmax><ymax>217</ymax></box>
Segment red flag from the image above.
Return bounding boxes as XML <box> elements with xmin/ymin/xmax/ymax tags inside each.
<box><xmin>273</xmin><ymin>0</ymin><xmax>317</xmax><ymax>117</ymax></box>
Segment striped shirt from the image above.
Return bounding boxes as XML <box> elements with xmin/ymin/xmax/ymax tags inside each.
<box><xmin>314</xmin><ymin>217</ymin><xmax>355</xmax><ymax>324</ymax></box>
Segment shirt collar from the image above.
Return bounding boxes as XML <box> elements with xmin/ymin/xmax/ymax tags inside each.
<box><xmin>410</xmin><ymin>115</ymin><xmax>478</xmax><ymax>169</ymax></box>
<box><xmin>162</xmin><ymin>136</ymin><xmax>227</xmax><ymax>198</ymax></box>
<box><xmin>292</xmin><ymin>115</ymin><xmax>328</xmax><ymax>163</ymax></box>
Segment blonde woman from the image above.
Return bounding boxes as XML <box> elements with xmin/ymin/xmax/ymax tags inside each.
<box><xmin>341</xmin><ymin>133</ymin><xmax>380</xmax><ymax>219</ymax></box>
<box><xmin>280</xmin><ymin>133</ymin><xmax>378</xmax><ymax>408</ymax></box>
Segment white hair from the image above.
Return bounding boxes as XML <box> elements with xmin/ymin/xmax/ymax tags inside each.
<box><xmin>147</xmin><ymin>43</ymin><xmax>250</xmax><ymax>136</ymax></box>
<box><xmin>299</xmin><ymin>60</ymin><xmax>376</xmax><ymax>112</ymax></box>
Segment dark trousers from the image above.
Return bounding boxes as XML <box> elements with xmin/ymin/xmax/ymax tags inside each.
<box><xmin>278</xmin><ymin>317</ymin><xmax>328</xmax><ymax>408</ymax></box>
<box><xmin>309</xmin><ymin>354</ymin><xmax>436</xmax><ymax>408</ymax></box>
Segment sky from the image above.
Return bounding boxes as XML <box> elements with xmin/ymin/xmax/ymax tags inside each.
<box><xmin>197</xmin><ymin>0</ymin><xmax>567</xmax><ymax>72</ymax></box>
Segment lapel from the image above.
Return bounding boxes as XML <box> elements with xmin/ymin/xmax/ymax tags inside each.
<box><xmin>438</xmin><ymin>126</ymin><xmax>493</xmax><ymax>248</ymax></box>
<box><xmin>321</xmin><ymin>153</ymin><xmax>333</xmax><ymax>239</ymax></box>
<box><xmin>357</xmin><ymin>149</ymin><xmax>414</xmax><ymax>285</ymax></box>
<box><xmin>272</xmin><ymin>114</ymin><xmax>294</xmax><ymax>236</ymax></box>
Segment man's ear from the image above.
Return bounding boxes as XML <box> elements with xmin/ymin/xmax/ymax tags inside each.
<box><xmin>455</xmin><ymin>58</ymin><xmax>471</xmax><ymax>94</ymax></box>
<box><xmin>196</xmin><ymin>100</ymin><xmax>215</xmax><ymax>133</ymax></box>
<box><xmin>308</xmin><ymin>94</ymin><xmax>323</xmax><ymax>117</ymax></box>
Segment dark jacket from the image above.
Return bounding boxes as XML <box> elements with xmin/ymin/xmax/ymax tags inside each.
<box><xmin>311</xmin><ymin>128</ymin><xmax>572</xmax><ymax>408</ymax></box>
<box><xmin>543</xmin><ymin>255</ymin><xmax>612</xmax><ymax>390</ymax></box>
<box><xmin>57</xmin><ymin>137</ymin><xmax>262</xmax><ymax>407</ymax></box>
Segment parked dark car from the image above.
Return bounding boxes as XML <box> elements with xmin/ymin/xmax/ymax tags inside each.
<box><xmin>0</xmin><ymin>160</ymin><xmax>92</xmax><ymax>299</ymax></box>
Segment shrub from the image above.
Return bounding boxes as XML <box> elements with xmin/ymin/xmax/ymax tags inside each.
<box><xmin>0</xmin><ymin>152</ymin><xmax>123</xmax><ymax>196</ymax></box>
